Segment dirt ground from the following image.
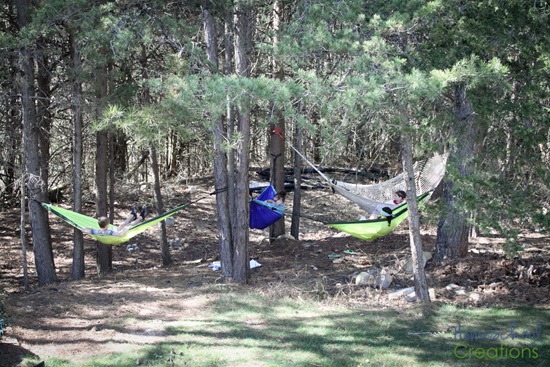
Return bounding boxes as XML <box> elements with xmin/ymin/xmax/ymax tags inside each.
<box><xmin>0</xmin><ymin>178</ymin><xmax>548</xmax><ymax>366</ymax></box>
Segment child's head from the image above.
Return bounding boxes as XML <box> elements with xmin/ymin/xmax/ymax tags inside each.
<box><xmin>98</xmin><ymin>216</ymin><xmax>109</xmax><ymax>229</ymax></box>
<box><xmin>275</xmin><ymin>190</ymin><xmax>287</xmax><ymax>202</ymax></box>
<box><xmin>396</xmin><ymin>190</ymin><xmax>406</xmax><ymax>200</ymax></box>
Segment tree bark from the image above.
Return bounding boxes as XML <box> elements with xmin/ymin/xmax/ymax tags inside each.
<box><xmin>269</xmin><ymin>118</ymin><xmax>286</xmax><ymax>238</ymax></box>
<box><xmin>269</xmin><ymin>0</ymin><xmax>286</xmax><ymax>239</ymax></box>
<box><xmin>20</xmin><ymin>150</ymin><xmax>29</xmax><ymax>291</ymax></box>
<box><xmin>2</xmin><ymin>5</ymin><xmax>20</xmax><ymax>202</ymax></box>
<box><xmin>35</xmin><ymin>37</ymin><xmax>52</xmax><ymax>187</ymax></box>
<box><xmin>35</xmin><ymin>38</ymin><xmax>55</xmax><ymax>267</ymax></box>
<box><xmin>401</xmin><ymin>130</ymin><xmax>430</xmax><ymax>302</ymax></box>
<box><xmin>17</xmin><ymin>0</ymin><xmax>56</xmax><ymax>286</ymax></box>
<box><xmin>151</xmin><ymin>146</ymin><xmax>171</xmax><ymax>266</ymax></box>
<box><xmin>290</xmin><ymin>121</ymin><xmax>303</xmax><ymax>240</ymax></box>
<box><xmin>95</xmin><ymin>130</ymin><xmax>111</xmax><ymax>275</ymax></box>
<box><xmin>69</xmin><ymin>29</ymin><xmax>85</xmax><ymax>280</ymax></box>
<box><xmin>94</xmin><ymin>59</ymin><xmax>112</xmax><ymax>275</ymax></box>
<box><xmin>202</xmin><ymin>1</ymin><xmax>235</xmax><ymax>277</ymax></box>
<box><xmin>434</xmin><ymin>83</ymin><xmax>475</xmax><ymax>262</ymax></box>
<box><xmin>231</xmin><ymin>1</ymin><xmax>252</xmax><ymax>283</ymax></box>
<box><xmin>224</xmin><ymin>10</ymin><xmax>237</xmax><ymax>279</ymax></box>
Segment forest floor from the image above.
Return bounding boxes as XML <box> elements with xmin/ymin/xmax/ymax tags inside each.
<box><xmin>0</xmin><ymin>176</ymin><xmax>548</xmax><ymax>366</ymax></box>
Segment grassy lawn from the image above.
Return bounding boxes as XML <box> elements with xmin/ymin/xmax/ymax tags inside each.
<box><xmin>26</xmin><ymin>291</ymin><xmax>549</xmax><ymax>367</ymax></box>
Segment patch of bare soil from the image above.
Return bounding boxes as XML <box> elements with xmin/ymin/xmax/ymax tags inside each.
<box><xmin>0</xmin><ymin>180</ymin><xmax>548</xmax><ymax>366</ymax></box>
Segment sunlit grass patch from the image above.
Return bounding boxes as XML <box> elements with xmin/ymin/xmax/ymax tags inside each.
<box><xmin>40</xmin><ymin>290</ymin><xmax>549</xmax><ymax>367</ymax></box>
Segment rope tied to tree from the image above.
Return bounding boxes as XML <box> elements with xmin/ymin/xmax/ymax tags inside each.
<box><xmin>271</xmin><ymin>127</ymin><xmax>285</xmax><ymax>139</ymax></box>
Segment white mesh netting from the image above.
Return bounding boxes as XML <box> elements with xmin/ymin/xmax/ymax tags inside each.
<box><xmin>331</xmin><ymin>153</ymin><xmax>448</xmax><ymax>213</ymax></box>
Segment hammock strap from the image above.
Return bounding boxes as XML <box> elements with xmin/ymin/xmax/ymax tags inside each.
<box><xmin>289</xmin><ymin>145</ymin><xmax>333</xmax><ymax>183</ymax></box>
<box><xmin>271</xmin><ymin>127</ymin><xmax>285</xmax><ymax>139</ymax></box>
<box><xmin>210</xmin><ymin>186</ymin><xmax>228</xmax><ymax>195</ymax></box>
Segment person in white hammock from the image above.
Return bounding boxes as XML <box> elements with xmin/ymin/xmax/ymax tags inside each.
<box><xmin>369</xmin><ymin>190</ymin><xmax>407</xmax><ymax>219</ymax></box>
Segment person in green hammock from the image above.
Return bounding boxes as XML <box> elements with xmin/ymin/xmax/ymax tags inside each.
<box><xmin>82</xmin><ymin>205</ymin><xmax>147</xmax><ymax>236</ymax></box>
<box><xmin>369</xmin><ymin>190</ymin><xmax>406</xmax><ymax>219</ymax></box>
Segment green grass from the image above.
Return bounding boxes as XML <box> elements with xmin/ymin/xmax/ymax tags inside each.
<box><xmin>26</xmin><ymin>292</ymin><xmax>550</xmax><ymax>367</ymax></box>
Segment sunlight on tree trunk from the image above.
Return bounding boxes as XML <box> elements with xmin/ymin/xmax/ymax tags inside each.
<box><xmin>151</xmin><ymin>146</ymin><xmax>171</xmax><ymax>266</ymax></box>
<box><xmin>401</xmin><ymin>122</ymin><xmax>430</xmax><ymax>302</ymax></box>
<box><xmin>230</xmin><ymin>1</ymin><xmax>252</xmax><ymax>283</ymax></box>
<box><xmin>435</xmin><ymin>84</ymin><xmax>474</xmax><ymax>263</ymax></box>
<box><xmin>202</xmin><ymin>1</ymin><xmax>234</xmax><ymax>278</ymax></box>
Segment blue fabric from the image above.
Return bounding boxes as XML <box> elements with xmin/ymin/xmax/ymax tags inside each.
<box><xmin>91</xmin><ymin>228</ymin><xmax>115</xmax><ymax>235</ymax></box>
<box><xmin>249</xmin><ymin>185</ymin><xmax>284</xmax><ymax>229</ymax></box>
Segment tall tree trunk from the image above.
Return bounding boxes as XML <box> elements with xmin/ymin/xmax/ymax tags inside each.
<box><xmin>231</xmin><ymin>1</ymin><xmax>252</xmax><ymax>283</ymax></box>
<box><xmin>269</xmin><ymin>118</ymin><xmax>286</xmax><ymax>238</ymax></box>
<box><xmin>95</xmin><ymin>130</ymin><xmax>111</xmax><ymax>275</ymax></box>
<box><xmin>35</xmin><ymin>37</ymin><xmax>52</xmax><ymax>187</ymax></box>
<box><xmin>434</xmin><ymin>83</ymin><xmax>475</xmax><ymax>262</ymax></box>
<box><xmin>17</xmin><ymin>0</ymin><xmax>56</xmax><ymax>286</ymax></box>
<box><xmin>290</xmin><ymin>121</ymin><xmax>303</xmax><ymax>240</ymax></box>
<box><xmin>112</xmin><ymin>130</ymin><xmax>128</xmax><ymax>175</ymax></box>
<box><xmin>95</xmin><ymin>59</ymin><xmax>112</xmax><ymax>275</ymax></box>
<box><xmin>20</xmin><ymin>145</ymin><xmax>29</xmax><ymax>291</ymax></box>
<box><xmin>69</xmin><ymin>29</ymin><xmax>85</xmax><ymax>280</ymax></box>
<box><xmin>4</xmin><ymin>101</ymin><xmax>19</xmax><ymax>200</ymax></box>
<box><xmin>202</xmin><ymin>0</ymin><xmax>234</xmax><ymax>277</ymax></box>
<box><xmin>2</xmin><ymin>6</ymin><xmax>20</xmax><ymax>202</ymax></box>
<box><xmin>269</xmin><ymin>0</ymin><xmax>286</xmax><ymax>239</ymax></box>
<box><xmin>151</xmin><ymin>146</ymin><xmax>170</xmax><ymax>266</ymax></box>
<box><xmin>401</xmin><ymin>129</ymin><xmax>430</xmax><ymax>302</ymax></box>
<box><xmin>35</xmin><ymin>37</ymin><xmax>55</xmax><ymax>268</ymax></box>
<box><xmin>224</xmin><ymin>10</ymin><xmax>237</xmax><ymax>278</ymax></box>
<box><xmin>108</xmin><ymin>130</ymin><xmax>116</xmax><ymax>224</ymax></box>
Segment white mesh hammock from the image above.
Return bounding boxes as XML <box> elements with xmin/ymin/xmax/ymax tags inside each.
<box><xmin>292</xmin><ymin>146</ymin><xmax>448</xmax><ymax>213</ymax></box>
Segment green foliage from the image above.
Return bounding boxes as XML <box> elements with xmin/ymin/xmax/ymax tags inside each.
<box><xmin>2</xmin><ymin>0</ymin><xmax>547</xmax><ymax>243</ymax></box>
<box><xmin>97</xmin><ymin>101</ymin><xmax>199</xmax><ymax>150</ymax></box>
<box><xmin>0</xmin><ymin>32</ymin><xmax>17</xmax><ymax>50</ymax></box>
<box><xmin>502</xmin><ymin>237</ymin><xmax>523</xmax><ymax>258</ymax></box>
<box><xmin>391</xmin><ymin>0</ymin><xmax>550</xmax><ymax>245</ymax></box>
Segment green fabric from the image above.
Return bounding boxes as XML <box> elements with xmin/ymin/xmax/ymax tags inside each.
<box><xmin>328</xmin><ymin>192</ymin><xmax>430</xmax><ymax>241</ymax></box>
<box><xmin>42</xmin><ymin>202</ymin><xmax>188</xmax><ymax>245</ymax></box>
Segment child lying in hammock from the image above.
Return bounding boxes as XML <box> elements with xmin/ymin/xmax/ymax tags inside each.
<box><xmin>369</xmin><ymin>190</ymin><xmax>406</xmax><ymax>219</ymax></box>
<box><xmin>265</xmin><ymin>190</ymin><xmax>287</xmax><ymax>206</ymax></box>
<box><xmin>82</xmin><ymin>205</ymin><xmax>147</xmax><ymax>236</ymax></box>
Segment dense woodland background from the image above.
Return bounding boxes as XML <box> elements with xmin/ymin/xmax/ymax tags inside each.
<box><xmin>0</xmin><ymin>0</ymin><xmax>548</xmax><ymax>292</ymax></box>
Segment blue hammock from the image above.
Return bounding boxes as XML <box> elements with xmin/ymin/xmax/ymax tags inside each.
<box><xmin>250</xmin><ymin>185</ymin><xmax>285</xmax><ymax>229</ymax></box>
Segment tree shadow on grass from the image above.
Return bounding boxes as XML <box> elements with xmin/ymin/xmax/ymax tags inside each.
<box><xmin>156</xmin><ymin>297</ymin><xmax>550</xmax><ymax>367</ymax></box>
<box><xmin>0</xmin><ymin>342</ymin><xmax>38</xmax><ymax>367</ymax></box>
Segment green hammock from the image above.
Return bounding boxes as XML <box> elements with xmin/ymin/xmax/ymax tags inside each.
<box><xmin>328</xmin><ymin>192</ymin><xmax>431</xmax><ymax>241</ymax></box>
<box><xmin>42</xmin><ymin>202</ymin><xmax>188</xmax><ymax>245</ymax></box>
